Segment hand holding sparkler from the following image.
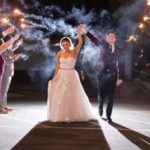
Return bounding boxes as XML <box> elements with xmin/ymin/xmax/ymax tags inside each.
<box><xmin>0</xmin><ymin>34</ymin><xmax>20</xmax><ymax>54</ymax></box>
<box><xmin>13</xmin><ymin>53</ymin><xmax>21</xmax><ymax>61</ymax></box>
<box><xmin>2</xmin><ymin>26</ymin><xmax>15</xmax><ymax>37</ymax></box>
<box><xmin>12</xmin><ymin>34</ymin><xmax>21</xmax><ymax>43</ymax></box>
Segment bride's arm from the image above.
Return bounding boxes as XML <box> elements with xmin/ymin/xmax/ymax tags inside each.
<box><xmin>74</xmin><ymin>28</ymin><xmax>83</xmax><ymax>55</ymax></box>
<box><xmin>53</xmin><ymin>51</ymin><xmax>60</xmax><ymax>77</ymax></box>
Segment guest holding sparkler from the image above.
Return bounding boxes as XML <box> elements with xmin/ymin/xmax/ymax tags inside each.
<box><xmin>0</xmin><ymin>26</ymin><xmax>20</xmax><ymax>113</ymax></box>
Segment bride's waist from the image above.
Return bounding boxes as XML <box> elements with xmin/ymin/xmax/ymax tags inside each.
<box><xmin>60</xmin><ymin>68</ymin><xmax>75</xmax><ymax>70</ymax></box>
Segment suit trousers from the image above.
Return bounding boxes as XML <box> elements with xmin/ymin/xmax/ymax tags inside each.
<box><xmin>97</xmin><ymin>72</ymin><xmax>117</xmax><ymax>119</ymax></box>
<box><xmin>0</xmin><ymin>64</ymin><xmax>13</xmax><ymax>108</ymax></box>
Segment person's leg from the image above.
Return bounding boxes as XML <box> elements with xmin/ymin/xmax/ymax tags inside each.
<box><xmin>1</xmin><ymin>76</ymin><xmax>12</xmax><ymax>110</ymax></box>
<box><xmin>0</xmin><ymin>69</ymin><xmax>13</xmax><ymax>111</ymax></box>
<box><xmin>99</xmin><ymin>89</ymin><xmax>106</xmax><ymax>116</ymax></box>
<box><xmin>106</xmin><ymin>93</ymin><xmax>114</xmax><ymax>122</ymax></box>
<box><xmin>0</xmin><ymin>58</ymin><xmax>8</xmax><ymax>113</ymax></box>
<box><xmin>97</xmin><ymin>74</ymin><xmax>106</xmax><ymax>116</ymax></box>
<box><xmin>0</xmin><ymin>75</ymin><xmax>8</xmax><ymax>113</ymax></box>
<box><xmin>106</xmin><ymin>74</ymin><xmax>117</xmax><ymax>123</ymax></box>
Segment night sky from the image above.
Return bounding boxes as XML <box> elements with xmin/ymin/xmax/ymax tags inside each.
<box><xmin>0</xmin><ymin>0</ymin><xmax>149</xmax><ymax>82</ymax></box>
<box><xmin>5</xmin><ymin>0</ymin><xmax>131</xmax><ymax>12</ymax></box>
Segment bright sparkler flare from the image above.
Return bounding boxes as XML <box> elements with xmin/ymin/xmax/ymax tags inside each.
<box><xmin>1</xmin><ymin>18</ymin><xmax>10</xmax><ymax>24</ymax></box>
<box><xmin>139</xmin><ymin>23</ymin><xmax>144</xmax><ymax>29</ymax></box>
<box><xmin>147</xmin><ymin>0</ymin><xmax>150</xmax><ymax>6</ymax></box>
<box><xmin>20</xmin><ymin>23</ymin><xmax>26</xmax><ymax>29</ymax></box>
<box><xmin>143</xmin><ymin>16</ymin><xmax>149</xmax><ymax>21</ymax></box>
<box><xmin>14</xmin><ymin>8</ymin><xmax>21</xmax><ymax>15</ymax></box>
<box><xmin>20</xmin><ymin>18</ymin><xmax>25</xmax><ymax>22</ymax></box>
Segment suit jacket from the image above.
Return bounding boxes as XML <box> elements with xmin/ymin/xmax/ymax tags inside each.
<box><xmin>86</xmin><ymin>31</ymin><xmax>124</xmax><ymax>79</ymax></box>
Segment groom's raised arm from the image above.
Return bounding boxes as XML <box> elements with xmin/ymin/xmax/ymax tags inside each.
<box><xmin>86</xmin><ymin>31</ymin><xmax>102</xmax><ymax>47</ymax></box>
<box><xmin>78</xmin><ymin>24</ymin><xmax>103</xmax><ymax>47</ymax></box>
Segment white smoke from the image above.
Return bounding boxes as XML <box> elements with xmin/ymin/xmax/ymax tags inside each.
<box><xmin>0</xmin><ymin>0</ymin><xmax>144</xmax><ymax>84</ymax></box>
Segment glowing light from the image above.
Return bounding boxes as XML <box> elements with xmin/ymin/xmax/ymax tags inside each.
<box><xmin>134</xmin><ymin>63</ymin><xmax>138</xmax><ymax>66</ymax></box>
<box><xmin>20</xmin><ymin>23</ymin><xmax>26</xmax><ymax>29</ymax></box>
<box><xmin>1</xmin><ymin>18</ymin><xmax>10</xmax><ymax>24</ymax></box>
<box><xmin>139</xmin><ymin>23</ymin><xmax>144</xmax><ymax>29</ymax></box>
<box><xmin>20</xmin><ymin>18</ymin><xmax>25</xmax><ymax>22</ymax></box>
<box><xmin>147</xmin><ymin>0</ymin><xmax>150</xmax><ymax>6</ymax></box>
<box><xmin>14</xmin><ymin>9</ymin><xmax>21</xmax><ymax>15</ymax></box>
<box><xmin>143</xmin><ymin>16</ymin><xmax>149</xmax><ymax>21</ymax></box>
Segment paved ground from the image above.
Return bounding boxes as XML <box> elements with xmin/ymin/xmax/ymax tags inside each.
<box><xmin>0</xmin><ymin>80</ymin><xmax>150</xmax><ymax>150</ymax></box>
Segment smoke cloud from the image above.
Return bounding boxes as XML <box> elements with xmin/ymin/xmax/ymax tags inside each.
<box><xmin>0</xmin><ymin>0</ymin><xmax>145</xmax><ymax>86</ymax></box>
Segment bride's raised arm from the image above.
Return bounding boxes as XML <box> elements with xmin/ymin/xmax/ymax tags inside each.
<box><xmin>74</xmin><ymin>27</ymin><xmax>83</xmax><ymax>55</ymax></box>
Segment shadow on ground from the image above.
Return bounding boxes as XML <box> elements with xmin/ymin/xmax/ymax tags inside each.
<box><xmin>12</xmin><ymin>120</ymin><xmax>109</xmax><ymax>150</ymax></box>
<box><xmin>111</xmin><ymin>122</ymin><xmax>150</xmax><ymax>150</ymax></box>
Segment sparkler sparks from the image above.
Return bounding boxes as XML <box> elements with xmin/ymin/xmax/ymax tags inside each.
<box><xmin>13</xmin><ymin>8</ymin><xmax>21</xmax><ymax>15</ymax></box>
<box><xmin>20</xmin><ymin>18</ymin><xmax>25</xmax><ymax>22</ymax></box>
<box><xmin>143</xmin><ymin>16</ymin><xmax>149</xmax><ymax>21</ymax></box>
<box><xmin>1</xmin><ymin>17</ymin><xmax>10</xmax><ymax>25</ymax></box>
<box><xmin>139</xmin><ymin>23</ymin><xmax>144</xmax><ymax>29</ymax></box>
<box><xmin>20</xmin><ymin>23</ymin><xmax>26</xmax><ymax>29</ymax></box>
<box><xmin>147</xmin><ymin>0</ymin><xmax>150</xmax><ymax>6</ymax></box>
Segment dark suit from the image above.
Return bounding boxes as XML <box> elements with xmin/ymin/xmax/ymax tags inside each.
<box><xmin>86</xmin><ymin>31</ymin><xmax>124</xmax><ymax>120</ymax></box>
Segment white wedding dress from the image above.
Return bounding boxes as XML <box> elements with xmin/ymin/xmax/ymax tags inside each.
<box><xmin>47</xmin><ymin>57</ymin><xmax>96</xmax><ymax>122</ymax></box>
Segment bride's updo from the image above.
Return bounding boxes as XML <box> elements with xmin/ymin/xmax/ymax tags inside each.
<box><xmin>60</xmin><ymin>37</ymin><xmax>74</xmax><ymax>51</ymax></box>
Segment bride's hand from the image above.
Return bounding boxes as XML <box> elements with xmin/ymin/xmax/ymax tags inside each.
<box><xmin>77</xmin><ymin>25</ymin><xmax>82</xmax><ymax>35</ymax></box>
<box><xmin>78</xmin><ymin>24</ymin><xmax>87</xmax><ymax>34</ymax></box>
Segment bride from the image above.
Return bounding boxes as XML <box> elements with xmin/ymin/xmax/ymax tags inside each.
<box><xmin>47</xmin><ymin>26</ymin><xmax>96</xmax><ymax>122</ymax></box>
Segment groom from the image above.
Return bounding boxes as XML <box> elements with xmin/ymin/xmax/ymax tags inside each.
<box><xmin>79</xmin><ymin>24</ymin><xmax>124</xmax><ymax>123</ymax></box>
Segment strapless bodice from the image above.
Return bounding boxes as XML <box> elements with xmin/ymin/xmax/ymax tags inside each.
<box><xmin>59</xmin><ymin>57</ymin><xmax>76</xmax><ymax>69</ymax></box>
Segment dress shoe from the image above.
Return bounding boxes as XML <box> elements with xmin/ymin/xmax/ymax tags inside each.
<box><xmin>107</xmin><ymin>118</ymin><xmax>112</xmax><ymax>124</ymax></box>
<box><xmin>4</xmin><ymin>106</ymin><xmax>13</xmax><ymax>111</ymax></box>
<box><xmin>0</xmin><ymin>108</ymin><xmax>9</xmax><ymax>114</ymax></box>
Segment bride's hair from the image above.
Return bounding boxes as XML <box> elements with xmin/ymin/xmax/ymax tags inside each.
<box><xmin>60</xmin><ymin>37</ymin><xmax>74</xmax><ymax>51</ymax></box>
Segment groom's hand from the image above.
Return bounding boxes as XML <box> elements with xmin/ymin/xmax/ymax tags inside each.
<box><xmin>116</xmin><ymin>79</ymin><xmax>122</xmax><ymax>87</ymax></box>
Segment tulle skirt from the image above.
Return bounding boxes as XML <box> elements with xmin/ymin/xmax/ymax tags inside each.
<box><xmin>47</xmin><ymin>69</ymin><xmax>96</xmax><ymax>122</ymax></box>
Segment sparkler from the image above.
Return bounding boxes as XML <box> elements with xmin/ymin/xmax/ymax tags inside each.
<box><xmin>1</xmin><ymin>17</ymin><xmax>10</xmax><ymax>25</ymax></box>
<box><xmin>20</xmin><ymin>23</ymin><xmax>26</xmax><ymax>29</ymax></box>
<box><xmin>139</xmin><ymin>23</ymin><xmax>144</xmax><ymax>29</ymax></box>
<box><xmin>20</xmin><ymin>18</ymin><xmax>25</xmax><ymax>22</ymax></box>
<box><xmin>143</xmin><ymin>16</ymin><xmax>149</xmax><ymax>21</ymax></box>
<box><xmin>14</xmin><ymin>8</ymin><xmax>21</xmax><ymax>15</ymax></box>
<box><xmin>147</xmin><ymin>0</ymin><xmax>150</xmax><ymax>6</ymax></box>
